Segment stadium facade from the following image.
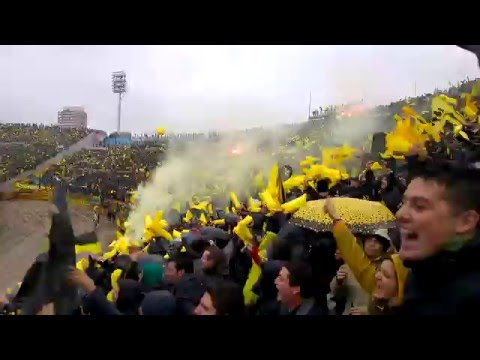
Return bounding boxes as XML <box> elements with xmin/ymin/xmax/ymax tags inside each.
<box><xmin>57</xmin><ymin>106</ymin><xmax>88</xmax><ymax>129</ymax></box>
<box><xmin>103</xmin><ymin>132</ymin><xmax>132</xmax><ymax>146</ymax></box>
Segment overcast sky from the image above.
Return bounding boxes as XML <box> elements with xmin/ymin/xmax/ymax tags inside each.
<box><xmin>0</xmin><ymin>45</ymin><xmax>478</xmax><ymax>133</ymax></box>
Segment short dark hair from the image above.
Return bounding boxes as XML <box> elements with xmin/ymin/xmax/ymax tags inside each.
<box><xmin>284</xmin><ymin>261</ymin><xmax>314</xmax><ymax>298</ymax></box>
<box><xmin>413</xmin><ymin>163</ymin><xmax>480</xmax><ymax>213</ymax></box>
<box><xmin>169</xmin><ymin>252</ymin><xmax>194</xmax><ymax>274</ymax></box>
<box><xmin>206</xmin><ymin>280</ymin><xmax>244</xmax><ymax>315</ymax></box>
<box><xmin>204</xmin><ymin>245</ymin><xmax>227</xmax><ymax>267</ymax></box>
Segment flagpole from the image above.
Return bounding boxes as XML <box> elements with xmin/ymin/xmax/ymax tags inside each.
<box><xmin>308</xmin><ymin>91</ymin><xmax>312</xmax><ymax>121</ymax></box>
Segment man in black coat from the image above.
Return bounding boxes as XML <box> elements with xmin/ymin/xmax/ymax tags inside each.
<box><xmin>396</xmin><ymin>163</ymin><xmax>480</xmax><ymax>314</ymax></box>
<box><xmin>275</xmin><ymin>261</ymin><xmax>324</xmax><ymax>315</ymax></box>
<box><xmin>164</xmin><ymin>253</ymin><xmax>205</xmax><ymax>315</ymax></box>
<box><xmin>12</xmin><ymin>182</ymin><xmax>78</xmax><ymax>315</ymax></box>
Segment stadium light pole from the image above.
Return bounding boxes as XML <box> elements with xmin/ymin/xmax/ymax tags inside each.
<box><xmin>112</xmin><ymin>71</ymin><xmax>127</xmax><ymax>132</ymax></box>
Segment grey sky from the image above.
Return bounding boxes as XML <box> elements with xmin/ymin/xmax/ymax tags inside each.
<box><xmin>0</xmin><ymin>45</ymin><xmax>478</xmax><ymax>134</ymax></box>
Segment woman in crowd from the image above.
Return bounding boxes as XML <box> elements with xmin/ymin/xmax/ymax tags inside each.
<box><xmin>324</xmin><ymin>197</ymin><xmax>408</xmax><ymax>314</ymax></box>
<box><xmin>329</xmin><ymin>229</ymin><xmax>391</xmax><ymax>315</ymax></box>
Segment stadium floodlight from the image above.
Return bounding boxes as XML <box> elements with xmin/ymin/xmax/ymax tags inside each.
<box><xmin>112</xmin><ymin>71</ymin><xmax>127</xmax><ymax>132</ymax></box>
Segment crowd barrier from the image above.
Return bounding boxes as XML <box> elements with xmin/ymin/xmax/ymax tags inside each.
<box><xmin>0</xmin><ymin>188</ymin><xmax>52</xmax><ymax>201</ymax></box>
<box><xmin>0</xmin><ymin>187</ymin><xmax>101</xmax><ymax>206</ymax></box>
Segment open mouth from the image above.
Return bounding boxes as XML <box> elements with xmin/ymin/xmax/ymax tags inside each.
<box><xmin>406</xmin><ymin>233</ymin><xmax>418</xmax><ymax>240</ymax></box>
<box><xmin>400</xmin><ymin>229</ymin><xmax>419</xmax><ymax>242</ymax></box>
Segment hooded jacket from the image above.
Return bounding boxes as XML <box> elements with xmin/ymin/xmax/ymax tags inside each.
<box><xmin>332</xmin><ymin>220</ymin><xmax>408</xmax><ymax>304</ymax></box>
<box><xmin>397</xmin><ymin>232</ymin><xmax>480</xmax><ymax>315</ymax></box>
<box><xmin>140</xmin><ymin>263</ymin><xmax>165</xmax><ymax>292</ymax></box>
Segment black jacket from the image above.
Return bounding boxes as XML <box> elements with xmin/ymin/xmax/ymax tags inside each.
<box><xmin>82</xmin><ymin>288</ymin><xmax>121</xmax><ymax>315</ymax></box>
<box><xmin>397</xmin><ymin>232</ymin><xmax>480</xmax><ymax>315</ymax></box>
<box><xmin>279</xmin><ymin>298</ymin><xmax>324</xmax><ymax>316</ymax></box>
<box><xmin>172</xmin><ymin>274</ymin><xmax>205</xmax><ymax>315</ymax></box>
<box><xmin>252</xmin><ymin>299</ymin><xmax>281</xmax><ymax>316</ymax></box>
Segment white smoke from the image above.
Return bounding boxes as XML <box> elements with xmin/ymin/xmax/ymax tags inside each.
<box><xmin>125</xmin><ymin>127</ymin><xmax>292</xmax><ymax>241</ymax></box>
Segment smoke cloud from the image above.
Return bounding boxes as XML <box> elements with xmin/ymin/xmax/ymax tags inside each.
<box><xmin>125</xmin><ymin>127</ymin><xmax>292</xmax><ymax>241</ymax></box>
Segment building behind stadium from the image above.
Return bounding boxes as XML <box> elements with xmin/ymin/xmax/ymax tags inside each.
<box><xmin>57</xmin><ymin>106</ymin><xmax>88</xmax><ymax>129</ymax></box>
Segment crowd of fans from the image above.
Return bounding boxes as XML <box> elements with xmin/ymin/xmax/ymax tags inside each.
<box><xmin>2</xmin><ymin>140</ymin><xmax>479</xmax><ymax>315</ymax></box>
<box><xmin>38</xmin><ymin>144</ymin><xmax>166</xmax><ymax>199</ymax></box>
<box><xmin>1</xmin><ymin>75</ymin><xmax>480</xmax><ymax>315</ymax></box>
<box><xmin>0</xmin><ymin>124</ymin><xmax>91</xmax><ymax>181</ymax></box>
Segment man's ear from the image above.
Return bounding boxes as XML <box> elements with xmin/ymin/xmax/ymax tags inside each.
<box><xmin>291</xmin><ymin>285</ymin><xmax>301</xmax><ymax>296</ymax></box>
<box><xmin>456</xmin><ymin>210</ymin><xmax>480</xmax><ymax>234</ymax></box>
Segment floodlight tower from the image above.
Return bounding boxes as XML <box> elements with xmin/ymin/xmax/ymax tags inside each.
<box><xmin>112</xmin><ymin>71</ymin><xmax>127</xmax><ymax>132</ymax></box>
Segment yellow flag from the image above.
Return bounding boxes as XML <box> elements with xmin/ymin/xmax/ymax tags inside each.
<box><xmin>472</xmin><ymin>81</ymin><xmax>480</xmax><ymax>96</ymax></box>
<box><xmin>281</xmin><ymin>194</ymin><xmax>307</xmax><ymax>214</ymax></box>
<box><xmin>266</xmin><ymin>163</ymin><xmax>286</xmax><ymax>205</ymax></box>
